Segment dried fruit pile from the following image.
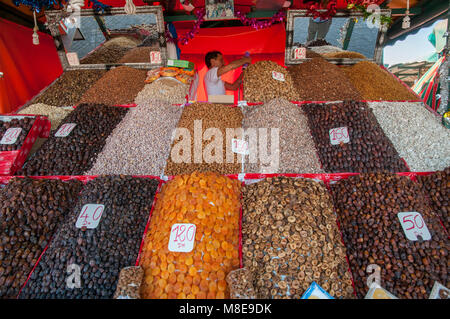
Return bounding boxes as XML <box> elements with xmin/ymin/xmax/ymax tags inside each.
<box><xmin>135</xmin><ymin>78</ymin><xmax>188</xmax><ymax>105</ymax></box>
<box><xmin>140</xmin><ymin>172</ymin><xmax>241</xmax><ymax>299</ymax></box>
<box><xmin>341</xmin><ymin>61</ymin><xmax>419</xmax><ymax>100</ymax></box>
<box><xmin>304</xmin><ymin>101</ymin><xmax>408</xmax><ymax>173</ymax></box>
<box><xmin>331</xmin><ymin>173</ymin><xmax>449</xmax><ymax>299</ymax></box>
<box><xmin>288</xmin><ymin>58</ymin><xmax>361</xmax><ymax>101</ymax></box>
<box><xmin>0</xmin><ymin>178</ymin><xmax>83</xmax><ymax>299</ymax></box>
<box><xmin>417</xmin><ymin>167</ymin><xmax>450</xmax><ymax>231</ymax></box>
<box><xmin>242</xmin><ymin>177</ymin><xmax>355</xmax><ymax>299</ymax></box>
<box><xmin>0</xmin><ymin>117</ymin><xmax>35</xmax><ymax>151</ymax></box>
<box><xmin>20</xmin><ymin>176</ymin><xmax>159</xmax><ymax>299</ymax></box>
<box><xmin>118</xmin><ymin>47</ymin><xmax>152</xmax><ymax>63</ymax></box>
<box><xmin>80</xmin><ymin>44</ymin><xmax>130</xmax><ymax>64</ymax></box>
<box><xmin>322</xmin><ymin>51</ymin><xmax>366</xmax><ymax>59</ymax></box>
<box><xmin>79</xmin><ymin>66</ymin><xmax>147</xmax><ymax>105</ymax></box>
<box><xmin>19</xmin><ymin>104</ymin><xmax>128</xmax><ymax>176</ymax></box>
<box><xmin>164</xmin><ymin>103</ymin><xmax>243</xmax><ymax>176</ymax></box>
<box><xmin>31</xmin><ymin>70</ymin><xmax>106</xmax><ymax>107</ymax></box>
<box><xmin>244</xmin><ymin>61</ymin><xmax>297</xmax><ymax>102</ymax></box>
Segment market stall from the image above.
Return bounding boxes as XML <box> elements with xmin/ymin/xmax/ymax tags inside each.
<box><xmin>0</xmin><ymin>0</ymin><xmax>448</xmax><ymax>301</ymax></box>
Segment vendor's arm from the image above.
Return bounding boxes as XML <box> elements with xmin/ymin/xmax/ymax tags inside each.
<box><xmin>224</xmin><ymin>73</ymin><xmax>244</xmax><ymax>91</ymax></box>
<box><xmin>217</xmin><ymin>57</ymin><xmax>251</xmax><ymax>77</ymax></box>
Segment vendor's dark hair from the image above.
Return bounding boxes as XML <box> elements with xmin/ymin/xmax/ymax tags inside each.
<box><xmin>205</xmin><ymin>51</ymin><xmax>222</xmax><ymax>68</ymax></box>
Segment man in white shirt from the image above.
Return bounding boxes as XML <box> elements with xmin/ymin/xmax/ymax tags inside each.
<box><xmin>204</xmin><ymin>51</ymin><xmax>251</xmax><ymax>96</ymax></box>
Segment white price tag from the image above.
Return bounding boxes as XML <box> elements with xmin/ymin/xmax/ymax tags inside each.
<box><xmin>329</xmin><ymin>127</ymin><xmax>350</xmax><ymax>145</ymax></box>
<box><xmin>294</xmin><ymin>47</ymin><xmax>306</xmax><ymax>59</ymax></box>
<box><xmin>397</xmin><ymin>212</ymin><xmax>431</xmax><ymax>241</ymax></box>
<box><xmin>0</xmin><ymin>128</ymin><xmax>22</xmax><ymax>144</ymax></box>
<box><xmin>429</xmin><ymin>282</ymin><xmax>449</xmax><ymax>299</ymax></box>
<box><xmin>66</xmin><ymin>52</ymin><xmax>80</xmax><ymax>66</ymax></box>
<box><xmin>55</xmin><ymin>123</ymin><xmax>76</xmax><ymax>137</ymax></box>
<box><xmin>168</xmin><ymin>223</ymin><xmax>196</xmax><ymax>253</ymax></box>
<box><xmin>231</xmin><ymin>138</ymin><xmax>249</xmax><ymax>155</ymax></box>
<box><xmin>150</xmin><ymin>51</ymin><xmax>161</xmax><ymax>64</ymax></box>
<box><xmin>272</xmin><ymin>71</ymin><xmax>285</xmax><ymax>82</ymax></box>
<box><xmin>76</xmin><ymin>204</ymin><xmax>104</xmax><ymax>229</ymax></box>
<box><xmin>237</xmin><ymin>100</ymin><xmax>248</xmax><ymax>107</ymax></box>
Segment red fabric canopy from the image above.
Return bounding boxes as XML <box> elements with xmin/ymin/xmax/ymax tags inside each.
<box><xmin>0</xmin><ymin>18</ymin><xmax>62</xmax><ymax>114</ymax></box>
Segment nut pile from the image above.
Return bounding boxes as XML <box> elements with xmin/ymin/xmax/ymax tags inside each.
<box><xmin>118</xmin><ymin>47</ymin><xmax>152</xmax><ymax>63</ymax></box>
<box><xmin>0</xmin><ymin>117</ymin><xmax>35</xmax><ymax>151</ymax></box>
<box><xmin>18</xmin><ymin>104</ymin><xmax>73</xmax><ymax>131</ymax></box>
<box><xmin>226</xmin><ymin>268</ymin><xmax>257</xmax><ymax>299</ymax></box>
<box><xmin>0</xmin><ymin>177</ymin><xmax>83</xmax><ymax>299</ymax></box>
<box><xmin>306</xmin><ymin>39</ymin><xmax>331</xmax><ymax>47</ymax></box>
<box><xmin>113</xmin><ymin>266</ymin><xmax>144</xmax><ymax>299</ymax></box>
<box><xmin>322</xmin><ymin>51</ymin><xmax>366</xmax><ymax>59</ymax></box>
<box><xmin>79</xmin><ymin>66</ymin><xmax>147</xmax><ymax>105</ymax></box>
<box><xmin>135</xmin><ymin>78</ymin><xmax>188</xmax><ymax>105</ymax></box>
<box><xmin>309</xmin><ymin>45</ymin><xmax>343</xmax><ymax>55</ymax></box>
<box><xmin>244</xmin><ymin>61</ymin><xmax>297</xmax><ymax>103</ymax></box>
<box><xmin>20</xmin><ymin>176</ymin><xmax>159</xmax><ymax>299</ymax></box>
<box><xmin>288</xmin><ymin>58</ymin><xmax>362</xmax><ymax>101</ymax></box>
<box><xmin>331</xmin><ymin>173</ymin><xmax>449</xmax><ymax>299</ymax></box>
<box><xmin>32</xmin><ymin>70</ymin><xmax>106</xmax><ymax>106</ymax></box>
<box><xmin>242</xmin><ymin>177</ymin><xmax>355</xmax><ymax>299</ymax></box>
<box><xmin>164</xmin><ymin>103</ymin><xmax>243</xmax><ymax>176</ymax></box>
<box><xmin>87</xmin><ymin>99</ymin><xmax>183</xmax><ymax>176</ymax></box>
<box><xmin>80</xmin><ymin>44</ymin><xmax>131</xmax><ymax>64</ymax></box>
<box><xmin>368</xmin><ymin>102</ymin><xmax>450</xmax><ymax>171</ymax></box>
<box><xmin>342</xmin><ymin>61</ymin><xmax>419</xmax><ymax>100</ymax></box>
<box><xmin>304</xmin><ymin>101</ymin><xmax>408</xmax><ymax>173</ymax></box>
<box><xmin>140</xmin><ymin>172</ymin><xmax>241</xmax><ymax>299</ymax></box>
<box><xmin>243</xmin><ymin>98</ymin><xmax>323</xmax><ymax>173</ymax></box>
<box><xmin>19</xmin><ymin>104</ymin><xmax>128</xmax><ymax>176</ymax></box>
<box><xmin>417</xmin><ymin>167</ymin><xmax>450</xmax><ymax>231</ymax></box>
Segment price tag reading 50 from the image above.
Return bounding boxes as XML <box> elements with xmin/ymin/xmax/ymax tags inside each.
<box><xmin>397</xmin><ymin>212</ymin><xmax>431</xmax><ymax>241</ymax></box>
<box><xmin>76</xmin><ymin>204</ymin><xmax>105</xmax><ymax>229</ymax></box>
<box><xmin>329</xmin><ymin>127</ymin><xmax>350</xmax><ymax>145</ymax></box>
<box><xmin>168</xmin><ymin>223</ymin><xmax>196</xmax><ymax>252</ymax></box>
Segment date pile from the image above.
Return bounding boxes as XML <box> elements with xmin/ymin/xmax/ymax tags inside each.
<box><xmin>331</xmin><ymin>173</ymin><xmax>449</xmax><ymax>299</ymax></box>
<box><xmin>304</xmin><ymin>101</ymin><xmax>408</xmax><ymax>173</ymax></box>
<box><xmin>140</xmin><ymin>172</ymin><xmax>241</xmax><ymax>299</ymax></box>
<box><xmin>19</xmin><ymin>104</ymin><xmax>128</xmax><ymax>176</ymax></box>
<box><xmin>417</xmin><ymin>167</ymin><xmax>450</xmax><ymax>231</ymax></box>
<box><xmin>164</xmin><ymin>103</ymin><xmax>243</xmax><ymax>176</ymax></box>
<box><xmin>243</xmin><ymin>61</ymin><xmax>297</xmax><ymax>103</ymax></box>
<box><xmin>0</xmin><ymin>117</ymin><xmax>35</xmax><ymax>151</ymax></box>
<box><xmin>0</xmin><ymin>178</ymin><xmax>83</xmax><ymax>299</ymax></box>
<box><xmin>20</xmin><ymin>176</ymin><xmax>159</xmax><ymax>299</ymax></box>
<box><xmin>242</xmin><ymin>177</ymin><xmax>355</xmax><ymax>299</ymax></box>
<box><xmin>288</xmin><ymin>58</ymin><xmax>362</xmax><ymax>101</ymax></box>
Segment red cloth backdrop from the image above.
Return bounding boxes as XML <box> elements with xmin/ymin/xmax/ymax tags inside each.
<box><xmin>177</xmin><ymin>23</ymin><xmax>286</xmax><ymax>101</ymax></box>
<box><xmin>0</xmin><ymin>18</ymin><xmax>62</xmax><ymax>114</ymax></box>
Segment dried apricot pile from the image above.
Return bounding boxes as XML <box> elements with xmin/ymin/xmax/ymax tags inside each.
<box><xmin>140</xmin><ymin>172</ymin><xmax>241</xmax><ymax>299</ymax></box>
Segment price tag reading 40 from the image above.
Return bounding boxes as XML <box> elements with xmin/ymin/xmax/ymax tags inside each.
<box><xmin>76</xmin><ymin>204</ymin><xmax>105</xmax><ymax>229</ymax></box>
<box><xmin>231</xmin><ymin>138</ymin><xmax>249</xmax><ymax>155</ymax></box>
<box><xmin>0</xmin><ymin>128</ymin><xmax>22</xmax><ymax>145</ymax></box>
<box><xmin>397</xmin><ymin>212</ymin><xmax>431</xmax><ymax>241</ymax></box>
<box><xmin>55</xmin><ymin>123</ymin><xmax>76</xmax><ymax>137</ymax></box>
<box><xmin>272</xmin><ymin>71</ymin><xmax>285</xmax><ymax>82</ymax></box>
<box><xmin>168</xmin><ymin>223</ymin><xmax>196</xmax><ymax>252</ymax></box>
<box><xmin>329</xmin><ymin>127</ymin><xmax>350</xmax><ymax>145</ymax></box>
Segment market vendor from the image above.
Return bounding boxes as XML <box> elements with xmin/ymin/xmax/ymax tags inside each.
<box><xmin>307</xmin><ymin>17</ymin><xmax>332</xmax><ymax>42</ymax></box>
<box><xmin>204</xmin><ymin>51</ymin><xmax>251</xmax><ymax>96</ymax></box>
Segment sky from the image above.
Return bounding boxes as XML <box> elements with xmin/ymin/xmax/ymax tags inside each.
<box><xmin>383</xmin><ymin>19</ymin><xmax>445</xmax><ymax>67</ymax></box>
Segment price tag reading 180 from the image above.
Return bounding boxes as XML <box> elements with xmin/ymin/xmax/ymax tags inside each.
<box><xmin>329</xmin><ymin>127</ymin><xmax>350</xmax><ymax>145</ymax></box>
<box><xmin>294</xmin><ymin>47</ymin><xmax>306</xmax><ymax>59</ymax></box>
<box><xmin>55</xmin><ymin>123</ymin><xmax>76</xmax><ymax>137</ymax></box>
<box><xmin>397</xmin><ymin>212</ymin><xmax>431</xmax><ymax>241</ymax></box>
<box><xmin>76</xmin><ymin>204</ymin><xmax>105</xmax><ymax>229</ymax></box>
<box><xmin>0</xmin><ymin>128</ymin><xmax>22</xmax><ymax>144</ymax></box>
<box><xmin>168</xmin><ymin>223</ymin><xmax>196</xmax><ymax>252</ymax></box>
<box><xmin>272</xmin><ymin>71</ymin><xmax>285</xmax><ymax>82</ymax></box>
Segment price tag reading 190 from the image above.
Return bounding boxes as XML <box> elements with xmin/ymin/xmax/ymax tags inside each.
<box><xmin>168</xmin><ymin>223</ymin><xmax>196</xmax><ymax>252</ymax></box>
<box><xmin>76</xmin><ymin>204</ymin><xmax>105</xmax><ymax>229</ymax></box>
<box><xmin>329</xmin><ymin>127</ymin><xmax>350</xmax><ymax>145</ymax></box>
<box><xmin>397</xmin><ymin>212</ymin><xmax>431</xmax><ymax>241</ymax></box>
<box><xmin>55</xmin><ymin>123</ymin><xmax>76</xmax><ymax>137</ymax></box>
<box><xmin>0</xmin><ymin>128</ymin><xmax>22</xmax><ymax>144</ymax></box>
<box><xmin>272</xmin><ymin>71</ymin><xmax>285</xmax><ymax>82</ymax></box>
